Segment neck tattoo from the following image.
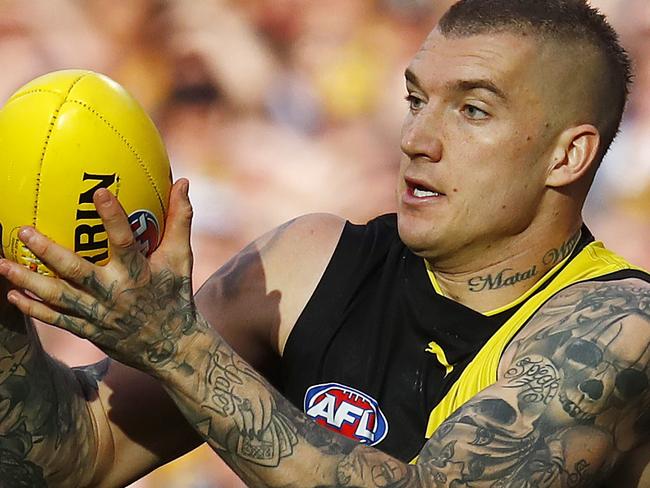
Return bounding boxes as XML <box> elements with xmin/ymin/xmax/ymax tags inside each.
<box><xmin>467</xmin><ymin>229</ymin><xmax>582</xmax><ymax>293</ymax></box>
<box><xmin>542</xmin><ymin>229</ymin><xmax>582</xmax><ymax>266</ymax></box>
<box><xmin>468</xmin><ymin>265</ymin><xmax>538</xmax><ymax>292</ymax></box>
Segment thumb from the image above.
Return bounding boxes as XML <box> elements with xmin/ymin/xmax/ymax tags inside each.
<box><xmin>159</xmin><ymin>178</ymin><xmax>194</xmax><ymax>272</ymax></box>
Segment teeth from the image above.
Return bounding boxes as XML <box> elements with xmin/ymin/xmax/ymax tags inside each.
<box><xmin>413</xmin><ymin>188</ymin><xmax>440</xmax><ymax>198</ymax></box>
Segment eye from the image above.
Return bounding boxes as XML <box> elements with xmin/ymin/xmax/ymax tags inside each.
<box><xmin>405</xmin><ymin>94</ymin><xmax>425</xmax><ymax>112</ymax></box>
<box><xmin>462</xmin><ymin>104</ymin><xmax>489</xmax><ymax>120</ymax></box>
<box><xmin>565</xmin><ymin>339</ymin><xmax>603</xmax><ymax>368</ymax></box>
<box><xmin>616</xmin><ymin>368</ymin><xmax>648</xmax><ymax>399</ymax></box>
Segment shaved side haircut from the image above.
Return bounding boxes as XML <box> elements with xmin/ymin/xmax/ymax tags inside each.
<box><xmin>439</xmin><ymin>0</ymin><xmax>633</xmax><ymax>163</ymax></box>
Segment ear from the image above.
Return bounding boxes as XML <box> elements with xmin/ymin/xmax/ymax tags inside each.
<box><xmin>546</xmin><ymin>124</ymin><xmax>600</xmax><ymax>188</ymax></box>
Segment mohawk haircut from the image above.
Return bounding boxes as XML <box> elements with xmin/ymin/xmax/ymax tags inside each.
<box><xmin>439</xmin><ymin>0</ymin><xmax>633</xmax><ymax>163</ymax></box>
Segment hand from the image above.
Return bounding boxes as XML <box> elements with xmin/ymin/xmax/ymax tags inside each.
<box><xmin>0</xmin><ymin>179</ymin><xmax>198</xmax><ymax>375</ymax></box>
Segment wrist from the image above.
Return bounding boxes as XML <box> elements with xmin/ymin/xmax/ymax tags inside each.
<box><xmin>150</xmin><ymin>324</ymin><xmax>215</xmax><ymax>388</ymax></box>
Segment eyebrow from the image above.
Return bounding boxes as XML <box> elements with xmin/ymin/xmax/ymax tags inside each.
<box><xmin>452</xmin><ymin>79</ymin><xmax>507</xmax><ymax>102</ymax></box>
<box><xmin>404</xmin><ymin>68</ymin><xmax>420</xmax><ymax>86</ymax></box>
<box><xmin>404</xmin><ymin>69</ymin><xmax>508</xmax><ymax>102</ymax></box>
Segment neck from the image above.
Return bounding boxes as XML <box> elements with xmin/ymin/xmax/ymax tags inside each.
<box><xmin>427</xmin><ymin>222</ymin><xmax>583</xmax><ymax>314</ymax></box>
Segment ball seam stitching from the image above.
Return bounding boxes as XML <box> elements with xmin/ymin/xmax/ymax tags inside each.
<box><xmin>33</xmin><ymin>75</ymin><xmax>88</xmax><ymax>228</ymax></box>
<box><xmin>64</xmin><ymin>98</ymin><xmax>165</xmax><ymax>217</ymax></box>
<box><xmin>9</xmin><ymin>88</ymin><xmax>69</xmax><ymax>104</ymax></box>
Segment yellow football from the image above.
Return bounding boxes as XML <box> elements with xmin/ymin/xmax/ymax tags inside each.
<box><xmin>0</xmin><ymin>70</ymin><xmax>171</xmax><ymax>275</ymax></box>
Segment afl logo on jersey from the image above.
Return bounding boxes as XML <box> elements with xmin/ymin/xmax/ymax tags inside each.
<box><xmin>128</xmin><ymin>210</ymin><xmax>160</xmax><ymax>257</ymax></box>
<box><xmin>304</xmin><ymin>383</ymin><xmax>388</xmax><ymax>446</ymax></box>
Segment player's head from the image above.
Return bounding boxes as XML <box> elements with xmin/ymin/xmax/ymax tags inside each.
<box><xmin>397</xmin><ymin>0</ymin><xmax>632</xmax><ymax>262</ymax></box>
<box><xmin>438</xmin><ymin>0</ymin><xmax>632</xmax><ymax>162</ymax></box>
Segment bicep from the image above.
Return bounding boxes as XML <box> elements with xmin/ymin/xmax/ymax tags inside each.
<box><xmin>418</xmin><ymin>279</ymin><xmax>650</xmax><ymax>487</ymax></box>
<box><xmin>88</xmin><ymin>360</ymin><xmax>202</xmax><ymax>487</ymax></box>
<box><xmin>418</xmin><ymin>377</ymin><xmax>612</xmax><ymax>487</ymax></box>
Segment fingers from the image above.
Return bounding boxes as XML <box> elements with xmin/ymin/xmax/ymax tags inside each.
<box><xmin>14</xmin><ymin>227</ymin><xmax>96</xmax><ymax>286</ymax></box>
<box><xmin>93</xmin><ymin>188</ymin><xmax>137</xmax><ymax>260</ymax></box>
<box><xmin>0</xmin><ymin>257</ymin><xmax>75</xmax><ymax>306</ymax></box>
<box><xmin>6</xmin><ymin>288</ymin><xmax>98</xmax><ymax>339</ymax></box>
<box><xmin>0</xmin><ymin>258</ymin><xmax>110</xmax><ymax>327</ymax></box>
<box><xmin>159</xmin><ymin>179</ymin><xmax>194</xmax><ymax>272</ymax></box>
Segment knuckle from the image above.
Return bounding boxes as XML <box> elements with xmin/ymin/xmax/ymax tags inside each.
<box><xmin>112</xmin><ymin>231</ymin><xmax>135</xmax><ymax>249</ymax></box>
<box><xmin>36</xmin><ymin>238</ymin><xmax>52</xmax><ymax>257</ymax></box>
<box><xmin>23</xmin><ymin>300</ymin><xmax>35</xmax><ymax>318</ymax></box>
<box><xmin>45</xmin><ymin>283</ymin><xmax>64</xmax><ymax>304</ymax></box>
<box><xmin>64</xmin><ymin>259</ymin><xmax>85</xmax><ymax>280</ymax></box>
<box><xmin>43</xmin><ymin>308</ymin><xmax>58</xmax><ymax>325</ymax></box>
<box><xmin>183</xmin><ymin>203</ymin><xmax>194</xmax><ymax>221</ymax></box>
<box><xmin>7</xmin><ymin>265</ymin><xmax>26</xmax><ymax>286</ymax></box>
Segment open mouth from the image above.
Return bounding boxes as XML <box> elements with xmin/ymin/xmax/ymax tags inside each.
<box><xmin>405</xmin><ymin>177</ymin><xmax>446</xmax><ymax>199</ymax></box>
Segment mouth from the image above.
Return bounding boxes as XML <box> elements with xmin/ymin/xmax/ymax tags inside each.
<box><xmin>404</xmin><ymin>177</ymin><xmax>446</xmax><ymax>201</ymax></box>
<box><xmin>559</xmin><ymin>392</ymin><xmax>596</xmax><ymax>424</ymax></box>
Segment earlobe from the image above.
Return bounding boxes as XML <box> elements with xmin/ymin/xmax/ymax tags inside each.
<box><xmin>546</xmin><ymin>125</ymin><xmax>600</xmax><ymax>188</ymax></box>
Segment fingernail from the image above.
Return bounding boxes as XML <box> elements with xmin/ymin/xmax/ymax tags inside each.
<box><xmin>7</xmin><ymin>291</ymin><xmax>18</xmax><ymax>304</ymax></box>
<box><xmin>181</xmin><ymin>179</ymin><xmax>189</xmax><ymax>196</ymax></box>
<box><xmin>95</xmin><ymin>188</ymin><xmax>112</xmax><ymax>207</ymax></box>
<box><xmin>18</xmin><ymin>227</ymin><xmax>35</xmax><ymax>243</ymax></box>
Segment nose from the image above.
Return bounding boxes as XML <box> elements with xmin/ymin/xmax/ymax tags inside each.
<box><xmin>400</xmin><ymin>108</ymin><xmax>443</xmax><ymax>163</ymax></box>
<box><xmin>579</xmin><ymin>379</ymin><xmax>604</xmax><ymax>400</ymax></box>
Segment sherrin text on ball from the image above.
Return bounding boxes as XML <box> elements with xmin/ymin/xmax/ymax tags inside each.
<box><xmin>0</xmin><ymin>70</ymin><xmax>171</xmax><ymax>275</ymax></box>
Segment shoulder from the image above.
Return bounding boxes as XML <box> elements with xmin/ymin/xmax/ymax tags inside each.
<box><xmin>195</xmin><ymin>214</ymin><xmax>347</xmax><ymax>362</ymax></box>
<box><xmin>505</xmin><ymin>277</ymin><xmax>650</xmax><ymax>352</ymax></box>
<box><xmin>260</xmin><ymin>214</ymin><xmax>346</xmax><ymax>354</ymax></box>
<box><xmin>261</xmin><ymin>213</ymin><xmax>347</xmax><ymax>252</ymax></box>
<box><xmin>198</xmin><ymin>213</ymin><xmax>346</xmax><ymax>293</ymax></box>
<box><xmin>500</xmin><ymin>277</ymin><xmax>650</xmax><ymax>443</ymax></box>
<box><xmin>255</xmin><ymin>213</ymin><xmax>403</xmax><ymax>285</ymax></box>
<box><xmin>254</xmin><ymin>213</ymin><xmax>346</xmax><ymax>274</ymax></box>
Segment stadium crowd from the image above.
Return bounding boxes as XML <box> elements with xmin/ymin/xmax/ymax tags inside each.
<box><xmin>0</xmin><ymin>0</ymin><xmax>647</xmax><ymax>486</ymax></box>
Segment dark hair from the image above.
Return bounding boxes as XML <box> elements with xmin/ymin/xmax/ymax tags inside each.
<box><xmin>439</xmin><ymin>0</ymin><xmax>633</xmax><ymax>163</ymax></box>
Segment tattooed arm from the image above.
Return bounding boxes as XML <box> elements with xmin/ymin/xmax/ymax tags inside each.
<box><xmin>140</xmin><ymin>279</ymin><xmax>650</xmax><ymax>487</ymax></box>
<box><xmin>0</xmin><ymin>274</ymin><xmax>206</xmax><ymax>487</ymax></box>
<box><xmin>0</xmin><ymin>274</ymin><xmax>103</xmax><ymax>487</ymax></box>
<box><xmin>417</xmin><ymin>278</ymin><xmax>650</xmax><ymax>487</ymax></box>
<box><xmin>0</xmin><ymin>183</ymin><xmax>344</xmax><ymax>486</ymax></box>
<box><xmin>3</xmin><ymin>183</ymin><xmax>648</xmax><ymax>487</ymax></box>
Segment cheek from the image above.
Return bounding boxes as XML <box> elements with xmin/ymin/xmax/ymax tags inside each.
<box><xmin>397</xmin><ymin>156</ymin><xmax>409</xmax><ymax>185</ymax></box>
<box><xmin>454</xmin><ymin>147</ymin><xmax>546</xmax><ymax>225</ymax></box>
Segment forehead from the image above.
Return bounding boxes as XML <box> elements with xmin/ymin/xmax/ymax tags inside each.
<box><xmin>406</xmin><ymin>30</ymin><xmax>544</xmax><ymax>96</ymax></box>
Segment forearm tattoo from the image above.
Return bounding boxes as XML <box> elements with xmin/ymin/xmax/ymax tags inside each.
<box><xmin>30</xmin><ymin>214</ymin><xmax>647</xmax><ymax>487</ymax></box>
<box><xmin>0</xmin><ymin>312</ymin><xmax>108</xmax><ymax>487</ymax></box>
<box><xmin>158</xmin><ymin>280</ymin><xmax>649</xmax><ymax>488</ymax></box>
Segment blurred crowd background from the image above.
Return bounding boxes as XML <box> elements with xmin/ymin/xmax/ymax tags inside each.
<box><xmin>0</xmin><ymin>0</ymin><xmax>647</xmax><ymax>486</ymax></box>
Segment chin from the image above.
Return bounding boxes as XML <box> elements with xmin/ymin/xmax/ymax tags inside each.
<box><xmin>397</xmin><ymin>214</ymin><xmax>441</xmax><ymax>257</ymax></box>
